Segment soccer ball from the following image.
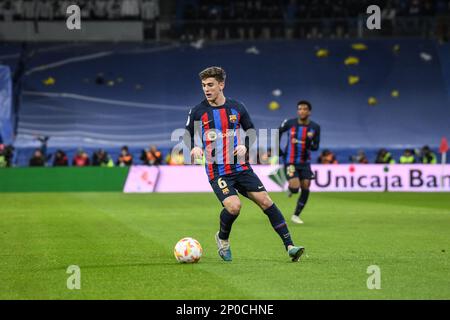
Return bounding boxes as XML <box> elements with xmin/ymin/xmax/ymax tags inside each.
<box><xmin>174</xmin><ymin>237</ymin><xmax>203</xmax><ymax>263</ymax></box>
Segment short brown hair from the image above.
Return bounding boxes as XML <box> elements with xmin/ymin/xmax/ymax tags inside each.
<box><xmin>199</xmin><ymin>66</ymin><xmax>226</xmax><ymax>82</ymax></box>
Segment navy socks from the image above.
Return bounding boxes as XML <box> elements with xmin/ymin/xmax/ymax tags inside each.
<box><xmin>219</xmin><ymin>209</ymin><xmax>239</xmax><ymax>240</ymax></box>
<box><xmin>294</xmin><ymin>189</ymin><xmax>310</xmax><ymax>216</ymax></box>
<box><xmin>264</xmin><ymin>204</ymin><xmax>294</xmax><ymax>250</ymax></box>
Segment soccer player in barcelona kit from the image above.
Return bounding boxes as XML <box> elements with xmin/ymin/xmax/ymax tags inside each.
<box><xmin>278</xmin><ymin>101</ymin><xmax>321</xmax><ymax>224</ymax></box>
<box><xmin>184</xmin><ymin>66</ymin><xmax>304</xmax><ymax>262</ymax></box>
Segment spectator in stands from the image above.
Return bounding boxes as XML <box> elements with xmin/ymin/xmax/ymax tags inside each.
<box><xmin>79</xmin><ymin>0</ymin><xmax>93</xmax><ymax>20</ymax></box>
<box><xmin>140</xmin><ymin>145</ymin><xmax>162</xmax><ymax>165</ymax></box>
<box><xmin>0</xmin><ymin>144</ymin><xmax>7</xmax><ymax>168</ymax></box>
<box><xmin>375</xmin><ymin>148</ymin><xmax>396</xmax><ymax>164</ymax></box>
<box><xmin>121</xmin><ymin>0</ymin><xmax>140</xmax><ymax>19</ymax></box>
<box><xmin>0</xmin><ymin>144</ymin><xmax>14</xmax><ymax>167</ymax></box>
<box><xmin>37</xmin><ymin>0</ymin><xmax>54</xmax><ymax>20</ymax></box>
<box><xmin>29</xmin><ymin>149</ymin><xmax>46</xmax><ymax>167</ymax></box>
<box><xmin>93</xmin><ymin>0</ymin><xmax>108</xmax><ymax>19</ymax></box>
<box><xmin>419</xmin><ymin>145</ymin><xmax>437</xmax><ymax>164</ymax></box>
<box><xmin>117</xmin><ymin>145</ymin><xmax>133</xmax><ymax>166</ymax></box>
<box><xmin>72</xmin><ymin>148</ymin><xmax>90</xmax><ymax>167</ymax></box>
<box><xmin>54</xmin><ymin>0</ymin><xmax>70</xmax><ymax>19</ymax></box>
<box><xmin>350</xmin><ymin>149</ymin><xmax>369</xmax><ymax>164</ymax></box>
<box><xmin>318</xmin><ymin>149</ymin><xmax>338</xmax><ymax>164</ymax></box>
<box><xmin>408</xmin><ymin>0</ymin><xmax>422</xmax><ymax>16</ymax></box>
<box><xmin>399</xmin><ymin>149</ymin><xmax>416</xmax><ymax>164</ymax></box>
<box><xmin>141</xmin><ymin>0</ymin><xmax>159</xmax><ymax>21</ymax></box>
<box><xmin>23</xmin><ymin>0</ymin><xmax>36</xmax><ymax>20</ymax></box>
<box><xmin>36</xmin><ymin>135</ymin><xmax>50</xmax><ymax>161</ymax></box>
<box><xmin>165</xmin><ymin>149</ymin><xmax>185</xmax><ymax>165</ymax></box>
<box><xmin>382</xmin><ymin>0</ymin><xmax>397</xmax><ymax>35</ymax></box>
<box><xmin>106</xmin><ymin>0</ymin><xmax>121</xmax><ymax>19</ymax></box>
<box><xmin>1</xmin><ymin>1</ymin><xmax>14</xmax><ymax>21</ymax></box>
<box><xmin>93</xmin><ymin>149</ymin><xmax>114</xmax><ymax>167</ymax></box>
<box><xmin>12</xmin><ymin>0</ymin><xmax>24</xmax><ymax>20</ymax></box>
<box><xmin>53</xmin><ymin>150</ymin><xmax>69</xmax><ymax>166</ymax></box>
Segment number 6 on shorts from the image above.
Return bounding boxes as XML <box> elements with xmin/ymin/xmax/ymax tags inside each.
<box><xmin>218</xmin><ymin>178</ymin><xmax>228</xmax><ymax>189</ymax></box>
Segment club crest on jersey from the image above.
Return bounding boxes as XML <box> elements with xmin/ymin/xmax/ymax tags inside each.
<box><xmin>307</xmin><ymin>130</ymin><xmax>315</xmax><ymax>139</ymax></box>
<box><xmin>229</xmin><ymin>115</ymin><xmax>237</xmax><ymax>123</ymax></box>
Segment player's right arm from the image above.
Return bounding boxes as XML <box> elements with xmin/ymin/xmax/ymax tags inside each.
<box><xmin>277</xmin><ymin>119</ymin><xmax>289</xmax><ymax>157</ymax></box>
<box><xmin>310</xmin><ymin>123</ymin><xmax>321</xmax><ymax>151</ymax></box>
<box><xmin>184</xmin><ymin>108</ymin><xmax>203</xmax><ymax>161</ymax></box>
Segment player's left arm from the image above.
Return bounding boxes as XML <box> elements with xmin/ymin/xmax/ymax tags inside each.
<box><xmin>310</xmin><ymin>124</ymin><xmax>321</xmax><ymax>151</ymax></box>
<box><xmin>277</xmin><ymin>119</ymin><xmax>289</xmax><ymax>156</ymax></box>
<box><xmin>236</xmin><ymin>104</ymin><xmax>256</xmax><ymax>156</ymax></box>
<box><xmin>239</xmin><ymin>104</ymin><xmax>255</xmax><ymax>131</ymax></box>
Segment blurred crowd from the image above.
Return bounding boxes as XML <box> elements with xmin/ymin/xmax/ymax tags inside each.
<box><xmin>178</xmin><ymin>0</ymin><xmax>449</xmax><ymax>21</ymax></box>
<box><xmin>315</xmin><ymin>146</ymin><xmax>438</xmax><ymax>164</ymax></box>
<box><xmin>24</xmin><ymin>144</ymin><xmax>167</xmax><ymax>168</ymax></box>
<box><xmin>1</xmin><ymin>0</ymin><xmax>449</xmax><ymax>40</ymax></box>
<box><xmin>256</xmin><ymin>146</ymin><xmax>439</xmax><ymax>165</ymax></box>
<box><xmin>0</xmin><ymin>0</ymin><xmax>159</xmax><ymax>21</ymax></box>
<box><xmin>0</xmin><ymin>143</ymin><xmax>14</xmax><ymax>168</ymax></box>
<box><xmin>176</xmin><ymin>0</ymin><xmax>450</xmax><ymax>40</ymax></box>
<box><xmin>0</xmin><ymin>140</ymin><xmax>440</xmax><ymax>168</ymax></box>
<box><xmin>372</xmin><ymin>146</ymin><xmax>438</xmax><ymax>164</ymax></box>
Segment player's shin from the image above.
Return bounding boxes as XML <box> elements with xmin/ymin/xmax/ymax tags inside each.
<box><xmin>263</xmin><ymin>204</ymin><xmax>294</xmax><ymax>250</ymax></box>
<box><xmin>219</xmin><ymin>208</ymin><xmax>239</xmax><ymax>240</ymax></box>
<box><xmin>295</xmin><ymin>189</ymin><xmax>310</xmax><ymax>216</ymax></box>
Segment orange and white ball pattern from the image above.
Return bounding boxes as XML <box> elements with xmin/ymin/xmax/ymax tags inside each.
<box><xmin>174</xmin><ymin>237</ymin><xmax>203</xmax><ymax>263</ymax></box>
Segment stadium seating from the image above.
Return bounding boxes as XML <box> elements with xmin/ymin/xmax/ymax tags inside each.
<box><xmin>1</xmin><ymin>39</ymin><xmax>449</xmax><ymax>166</ymax></box>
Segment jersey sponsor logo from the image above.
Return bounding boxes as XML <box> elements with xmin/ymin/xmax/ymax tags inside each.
<box><xmin>205</xmin><ymin>129</ymin><xmax>235</xmax><ymax>141</ymax></box>
<box><xmin>206</xmin><ymin>130</ymin><xmax>218</xmax><ymax>141</ymax></box>
<box><xmin>229</xmin><ymin>114</ymin><xmax>237</xmax><ymax>123</ymax></box>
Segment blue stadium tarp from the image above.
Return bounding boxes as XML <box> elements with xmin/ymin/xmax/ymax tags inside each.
<box><xmin>1</xmin><ymin>40</ymin><xmax>449</xmax><ymax>166</ymax></box>
<box><xmin>0</xmin><ymin>65</ymin><xmax>13</xmax><ymax>145</ymax></box>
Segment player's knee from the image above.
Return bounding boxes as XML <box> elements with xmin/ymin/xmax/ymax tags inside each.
<box><xmin>226</xmin><ymin>202</ymin><xmax>241</xmax><ymax>215</ymax></box>
<box><xmin>289</xmin><ymin>186</ymin><xmax>299</xmax><ymax>194</ymax></box>
<box><xmin>259</xmin><ymin>196</ymin><xmax>273</xmax><ymax>211</ymax></box>
<box><xmin>301</xmin><ymin>184</ymin><xmax>310</xmax><ymax>191</ymax></box>
<box><xmin>261</xmin><ymin>201</ymin><xmax>273</xmax><ymax>211</ymax></box>
<box><xmin>288</xmin><ymin>180</ymin><xmax>300</xmax><ymax>190</ymax></box>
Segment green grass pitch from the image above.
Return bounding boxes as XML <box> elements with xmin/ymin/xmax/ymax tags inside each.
<box><xmin>1</xmin><ymin>192</ymin><xmax>449</xmax><ymax>299</ymax></box>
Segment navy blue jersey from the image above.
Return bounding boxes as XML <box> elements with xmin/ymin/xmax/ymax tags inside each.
<box><xmin>279</xmin><ymin>118</ymin><xmax>321</xmax><ymax>165</ymax></box>
<box><xmin>185</xmin><ymin>99</ymin><xmax>254</xmax><ymax>181</ymax></box>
